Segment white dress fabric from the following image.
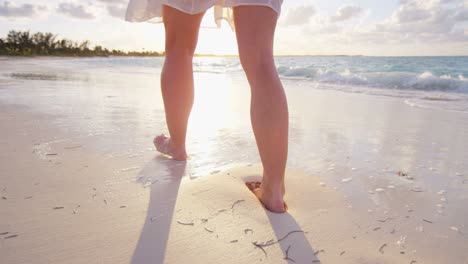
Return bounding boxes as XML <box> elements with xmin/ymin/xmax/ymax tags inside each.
<box><xmin>125</xmin><ymin>0</ymin><xmax>283</xmax><ymax>28</ymax></box>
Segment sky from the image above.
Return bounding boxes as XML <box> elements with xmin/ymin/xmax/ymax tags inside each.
<box><xmin>0</xmin><ymin>0</ymin><xmax>467</xmax><ymax>56</ymax></box>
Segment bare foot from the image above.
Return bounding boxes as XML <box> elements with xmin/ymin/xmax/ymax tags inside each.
<box><xmin>246</xmin><ymin>181</ymin><xmax>287</xmax><ymax>213</ymax></box>
<box><xmin>153</xmin><ymin>134</ymin><xmax>187</xmax><ymax>161</ymax></box>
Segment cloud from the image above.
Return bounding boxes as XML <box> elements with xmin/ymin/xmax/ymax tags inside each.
<box><xmin>106</xmin><ymin>5</ymin><xmax>126</xmax><ymax>18</ymax></box>
<box><xmin>0</xmin><ymin>1</ymin><xmax>46</xmax><ymax>18</ymax></box>
<box><xmin>303</xmin><ymin>23</ymin><xmax>342</xmax><ymax>35</ymax></box>
<box><xmin>395</xmin><ymin>3</ymin><xmax>431</xmax><ymax>23</ymax></box>
<box><xmin>287</xmin><ymin>0</ymin><xmax>468</xmax><ymax>55</ymax></box>
<box><xmin>281</xmin><ymin>5</ymin><xmax>316</xmax><ymax>26</ymax></box>
<box><xmin>455</xmin><ymin>8</ymin><xmax>468</xmax><ymax>21</ymax></box>
<box><xmin>95</xmin><ymin>0</ymin><xmax>126</xmax><ymax>19</ymax></box>
<box><xmin>374</xmin><ymin>0</ymin><xmax>468</xmax><ymax>43</ymax></box>
<box><xmin>57</xmin><ymin>2</ymin><xmax>95</xmax><ymax>19</ymax></box>
<box><xmin>331</xmin><ymin>6</ymin><xmax>364</xmax><ymax>22</ymax></box>
<box><xmin>314</xmin><ymin>0</ymin><xmax>468</xmax><ymax>45</ymax></box>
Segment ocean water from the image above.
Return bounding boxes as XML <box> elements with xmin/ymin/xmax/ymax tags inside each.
<box><xmin>2</xmin><ymin>55</ymin><xmax>467</xmax><ymax>177</ymax></box>
<box><xmin>46</xmin><ymin>55</ymin><xmax>468</xmax><ymax>112</ymax></box>
<box><xmin>1</xmin><ymin>56</ymin><xmax>467</xmax><ymax>263</ymax></box>
<box><xmin>1</xmin><ymin>56</ymin><xmax>468</xmax><ymax>241</ymax></box>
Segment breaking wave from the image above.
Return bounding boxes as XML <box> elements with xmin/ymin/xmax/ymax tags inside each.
<box><xmin>276</xmin><ymin>67</ymin><xmax>468</xmax><ymax>93</ymax></box>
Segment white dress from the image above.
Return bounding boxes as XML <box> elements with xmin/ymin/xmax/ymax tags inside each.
<box><xmin>125</xmin><ymin>0</ymin><xmax>283</xmax><ymax>28</ymax></box>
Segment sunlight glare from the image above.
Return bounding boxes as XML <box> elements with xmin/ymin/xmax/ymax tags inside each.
<box><xmin>197</xmin><ymin>8</ymin><xmax>238</xmax><ymax>55</ymax></box>
<box><xmin>189</xmin><ymin>72</ymin><xmax>232</xmax><ymax>137</ymax></box>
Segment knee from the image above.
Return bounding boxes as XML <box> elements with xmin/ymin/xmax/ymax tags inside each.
<box><xmin>239</xmin><ymin>50</ymin><xmax>276</xmax><ymax>77</ymax></box>
<box><xmin>165</xmin><ymin>41</ymin><xmax>197</xmax><ymax>62</ymax></box>
<box><xmin>164</xmin><ymin>38</ymin><xmax>196</xmax><ymax>67</ymax></box>
<box><xmin>165</xmin><ymin>32</ymin><xmax>198</xmax><ymax>59</ymax></box>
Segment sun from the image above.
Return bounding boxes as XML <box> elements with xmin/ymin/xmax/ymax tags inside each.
<box><xmin>196</xmin><ymin>9</ymin><xmax>239</xmax><ymax>56</ymax></box>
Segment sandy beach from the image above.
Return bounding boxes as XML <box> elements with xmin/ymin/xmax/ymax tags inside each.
<box><xmin>1</xmin><ymin>57</ymin><xmax>468</xmax><ymax>264</ymax></box>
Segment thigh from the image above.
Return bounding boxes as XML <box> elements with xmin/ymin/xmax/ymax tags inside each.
<box><xmin>233</xmin><ymin>6</ymin><xmax>279</xmax><ymax>60</ymax></box>
<box><xmin>162</xmin><ymin>5</ymin><xmax>205</xmax><ymax>53</ymax></box>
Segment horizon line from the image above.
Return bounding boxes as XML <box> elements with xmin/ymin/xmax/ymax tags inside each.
<box><xmin>193</xmin><ymin>54</ymin><xmax>468</xmax><ymax>57</ymax></box>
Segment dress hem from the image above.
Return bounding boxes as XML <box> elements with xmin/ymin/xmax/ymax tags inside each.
<box><xmin>125</xmin><ymin>2</ymin><xmax>280</xmax><ymax>26</ymax></box>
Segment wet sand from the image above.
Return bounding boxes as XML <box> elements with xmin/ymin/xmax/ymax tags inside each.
<box><xmin>1</xmin><ymin>57</ymin><xmax>467</xmax><ymax>263</ymax></box>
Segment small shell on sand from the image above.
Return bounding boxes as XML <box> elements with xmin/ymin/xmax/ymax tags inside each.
<box><xmin>450</xmin><ymin>226</ymin><xmax>459</xmax><ymax>232</ymax></box>
<box><xmin>375</xmin><ymin>188</ymin><xmax>385</xmax><ymax>193</ymax></box>
<box><xmin>387</xmin><ymin>185</ymin><xmax>396</xmax><ymax>189</ymax></box>
<box><xmin>319</xmin><ymin>182</ymin><xmax>326</xmax><ymax>187</ymax></box>
<box><xmin>244</xmin><ymin>229</ymin><xmax>253</xmax><ymax>235</ymax></box>
<box><xmin>342</xmin><ymin>178</ymin><xmax>353</xmax><ymax>183</ymax></box>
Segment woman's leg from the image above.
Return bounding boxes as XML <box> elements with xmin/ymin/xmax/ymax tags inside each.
<box><xmin>233</xmin><ymin>6</ymin><xmax>289</xmax><ymax>213</ymax></box>
<box><xmin>154</xmin><ymin>5</ymin><xmax>205</xmax><ymax>161</ymax></box>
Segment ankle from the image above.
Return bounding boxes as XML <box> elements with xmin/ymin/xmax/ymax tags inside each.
<box><xmin>168</xmin><ymin>138</ymin><xmax>186</xmax><ymax>151</ymax></box>
<box><xmin>260</xmin><ymin>180</ymin><xmax>285</xmax><ymax>197</ymax></box>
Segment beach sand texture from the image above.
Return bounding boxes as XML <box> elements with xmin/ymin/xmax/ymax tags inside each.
<box><xmin>1</xmin><ymin>57</ymin><xmax>467</xmax><ymax>264</ymax></box>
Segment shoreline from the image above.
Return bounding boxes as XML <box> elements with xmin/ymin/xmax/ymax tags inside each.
<box><xmin>1</xmin><ymin>58</ymin><xmax>467</xmax><ymax>263</ymax></box>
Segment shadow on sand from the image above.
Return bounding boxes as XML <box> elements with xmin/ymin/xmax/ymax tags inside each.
<box><xmin>263</xmin><ymin>211</ymin><xmax>321</xmax><ymax>263</ymax></box>
<box><xmin>131</xmin><ymin>156</ymin><xmax>186</xmax><ymax>264</ymax></box>
<box><xmin>131</xmin><ymin>160</ymin><xmax>320</xmax><ymax>263</ymax></box>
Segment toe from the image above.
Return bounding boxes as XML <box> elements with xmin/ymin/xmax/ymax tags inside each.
<box><xmin>155</xmin><ymin>135</ymin><xmax>166</xmax><ymax>143</ymax></box>
<box><xmin>245</xmin><ymin>181</ymin><xmax>261</xmax><ymax>191</ymax></box>
<box><xmin>154</xmin><ymin>135</ymin><xmax>168</xmax><ymax>147</ymax></box>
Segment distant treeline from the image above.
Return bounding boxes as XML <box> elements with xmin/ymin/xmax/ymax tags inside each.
<box><xmin>0</xmin><ymin>30</ymin><xmax>164</xmax><ymax>57</ymax></box>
